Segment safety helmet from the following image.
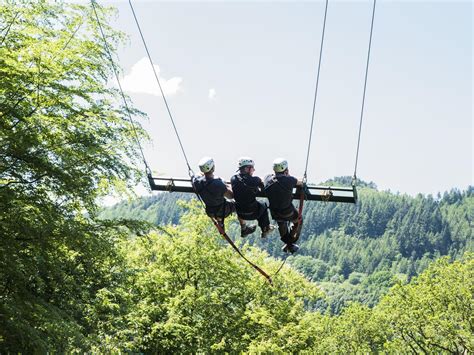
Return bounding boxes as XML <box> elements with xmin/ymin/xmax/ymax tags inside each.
<box><xmin>198</xmin><ymin>156</ymin><xmax>215</xmax><ymax>173</ymax></box>
<box><xmin>273</xmin><ymin>158</ymin><xmax>288</xmax><ymax>173</ymax></box>
<box><xmin>238</xmin><ymin>157</ymin><xmax>255</xmax><ymax>169</ymax></box>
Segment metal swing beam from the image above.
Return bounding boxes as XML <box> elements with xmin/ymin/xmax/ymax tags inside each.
<box><xmin>148</xmin><ymin>175</ymin><xmax>357</xmax><ymax>204</ymax></box>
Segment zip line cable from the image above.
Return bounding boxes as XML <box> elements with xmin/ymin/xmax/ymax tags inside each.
<box><xmin>353</xmin><ymin>0</ymin><xmax>377</xmax><ymax>183</ymax></box>
<box><xmin>303</xmin><ymin>0</ymin><xmax>329</xmax><ymax>183</ymax></box>
<box><xmin>0</xmin><ymin>11</ymin><xmax>20</xmax><ymax>45</ymax></box>
<box><xmin>91</xmin><ymin>0</ymin><xmax>150</xmax><ymax>174</ymax></box>
<box><xmin>128</xmin><ymin>0</ymin><xmax>194</xmax><ymax>177</ymax></box>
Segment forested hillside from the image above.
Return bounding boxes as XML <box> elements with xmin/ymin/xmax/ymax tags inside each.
<box><xmin>101</xmin><ymin>183</ymin><xmax>473</xmax><ymax>312</ymax></box>
<box><xmin>1</xmin><ymin>2</ymin><xmax>472</xmax><ymax>352</ymax></box>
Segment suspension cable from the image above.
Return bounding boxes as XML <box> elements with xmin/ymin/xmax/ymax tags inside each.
<box><xmin>0</xmin><ymin>11</ymin><xmax>20</xmax><ymax>46</ymax></box>
<box><xmin>128</xmin><ymin>0</ymin><xmax>194</xmax><ymax>177</ymax></box>
<box><xmin>303</xmin><ymin>0</ymin><xmax>329</xmax><ymax>183</ymax></box>
<box><xmin>91</xmin><ymin>0</ymin><xmax>150</xmax><ymax>174</ymax></box>
<box><xmin>353</xmin><ymin>0</ymin><xmax>377</xmax><ymax>184</ymax></box>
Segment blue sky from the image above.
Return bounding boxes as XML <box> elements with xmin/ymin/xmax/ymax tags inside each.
<box><xmin>103</xmin><ymin>0</ymin><xmax>472</xmax><ymax>196</ymax></box>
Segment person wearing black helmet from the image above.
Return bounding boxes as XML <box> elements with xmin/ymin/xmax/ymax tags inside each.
<box><xmin>231</xmin><ymin>157</ymin><xmax>273</xmax><ymax>238</ymax></box>
<box><xmin>263</xmin><ymin>158</ymin><xmax>303</xmax><ymax>253</ymax></box>
<box><xmin>192</xmin><ymin>156</ymin><xmax>235</xmax><ymax>230</ymax></box>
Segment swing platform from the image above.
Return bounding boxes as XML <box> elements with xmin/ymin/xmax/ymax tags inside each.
<box><xmin>148</xmin><ymin>176</ymin><xmax>357</xmax><ymax>204</ymax></box>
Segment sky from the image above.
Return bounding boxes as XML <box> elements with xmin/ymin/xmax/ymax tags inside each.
<box><xmin>99</xmin><ymin>0</ymin><xmax>472</xmax><ymax>196</ymax></box>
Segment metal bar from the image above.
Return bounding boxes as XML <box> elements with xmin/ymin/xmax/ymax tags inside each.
<box><xmin>148</xmin><ymin>176</ymin><xmax>357</xmax><ymax>204</ymax></box>
<box><xmin>151</xmin><ymin>176</ymin><xmax>355</xmax><ymax>192</ymax></box>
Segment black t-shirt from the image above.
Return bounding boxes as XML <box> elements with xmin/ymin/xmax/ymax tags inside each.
<box><xmin>263</xmin><ymin>173</ymin><xmax>298</xmax><ymax>211</ymax></box>
<box><xmin>230</xmin><ymin>173</ymin><xmax>263</xmax><ymax>212</ymax></box>
<box><xmin>192</xmin><ymin>175</ymin><xmax>227</xmax><ymax>209</ymax></box>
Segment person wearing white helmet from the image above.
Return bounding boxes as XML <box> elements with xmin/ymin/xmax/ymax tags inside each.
<box><xmin>230</xmin><ymin>157</ymin><xmax>274</xmax><ymax>238</ymax></box>
<box><xmin>192</xmin><ymin>156</ymin><xmax>235</xmax><ymax>229</ymax></box>
<box><xmin>263</xmin><ymin>158</ymin><xmax>304</xmax><ymax>253</ymax></box>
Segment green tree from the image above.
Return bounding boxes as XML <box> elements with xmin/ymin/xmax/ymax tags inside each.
<box><xmin>0</xmin><ymin>2</ymin><xmax>146</xmax><ymax>351</ymax></box>
<box><xmin>377</xmin><ymin>255</ymin><xmax>474</xmax><ymax>353</ymax></box>
<box><xmin>90</xmin><ymin>201</ymin><xmax>323</xmax><ymax>353</ymax></box>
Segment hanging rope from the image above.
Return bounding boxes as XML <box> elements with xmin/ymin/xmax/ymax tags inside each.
<box><xmin>353</xmin><ymin>0</ymin><xmax>377</xmax><ymax>184</ymax></box>
<box><xmin>91</xmin><ymin>0</ymin><xmax>151</xmax><ymax>175</ymax></box>
<box><xmin>128</xmin><ymin>0</ymin><xmax>194</xmax><ymax>177</ymax></box>
<box><xmin>191</xmin><ymin>187</ymin><xmax>273</xmax><ymax>284</ymax></box>
<box><xmin>303</xmin><ymin>0</ymin><xmax>329</xmax><ymax>183</ymax></box>
<box><xmin>213</xmin><ymin>218</ymin><xmax>273</xmax><ymax>285</ymax></box>
<box><xmin>273</xmin><ymin>255</ymin><xmax>288</xmax><ymax>279</ymax></box>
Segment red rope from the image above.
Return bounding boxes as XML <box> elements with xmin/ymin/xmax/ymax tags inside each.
<box><xmin>211</xmin><ymin>218</ymin><xmax>273</xmax><ymax>286</ymax></box>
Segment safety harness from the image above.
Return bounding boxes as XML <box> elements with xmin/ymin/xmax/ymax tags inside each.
<box><xmin>264</xmin><ymin>175</ymin><xmax>306</xmax><ymax>242</ymax></box>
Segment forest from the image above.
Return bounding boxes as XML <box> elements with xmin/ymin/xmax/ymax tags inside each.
<box><xmin>0</xmin><ymin>2</ymin><xmax>472</xmax><ymax>352</ymax></box>
<box><xmin>101</xmin><ymin>181</ymin><xmax>473</xmax><ymax>314</ymax></box>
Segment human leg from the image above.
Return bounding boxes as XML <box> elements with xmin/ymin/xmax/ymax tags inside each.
<box><xmin>236</xmin><ymin>205</ymin><xmax>258</xmax><ymax>237</ymax></box>
<box><xmin>277</xmin><ymin>221</ymin><xmax>291</xmax><ymax>243</ymax></box>
<box><xmin>256</xmin><ymin>201</ymin><xmax>271</xmax><ymax>230</ymax></box>
<box><xmin>271</xmin><ymin>206</ymin><xmax>300</xmax><ymax>253</ymax></box>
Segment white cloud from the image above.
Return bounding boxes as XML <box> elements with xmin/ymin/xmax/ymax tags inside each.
<box><xmin>121</xmin><ymin>57</ymin><xmax>182</xmax><ymax>96</ymax></box>
<box><xmin>208</xmin><ymin>88</ymin><xmax>216</xmax><ymax>101</ymax></box>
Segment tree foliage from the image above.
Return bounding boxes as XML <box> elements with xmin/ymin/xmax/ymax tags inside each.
<box><xmin>0</xmin><ymin>1</ymin><xmax>147</xmax><ymax>351</ymax></box>
<box><xmin>103</xmin><ymin>185</ymin><xmax>473</xmax><ymax>311</ymax></box>
<box><xmin>1</xmin><ymin>2</ymin><xmax>472</xmax><ymax>352</ymax></box>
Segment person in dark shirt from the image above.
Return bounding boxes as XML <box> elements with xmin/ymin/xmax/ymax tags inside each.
<box><xmin>231</xmin><ymin>157</ymin><xmax>273</xmax><ymax>238</ymax></box>
<box><xmin>264</xmin><ymin>158</ymin><xmax>303</xmax><ymax>253</ymax></box>
<box><xmin>192</xmin><ymin>156</ymin><xmax>235</xmax><ymax>230</ymax></box>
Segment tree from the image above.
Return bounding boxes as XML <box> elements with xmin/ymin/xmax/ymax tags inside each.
<box><xmin>377</xmin><ymin>255</ymin><xmax>474</xmax><ymax>353</ymax></box>
<box><xmin>90</xmin><ymin>201</ymin><xmax>323</xmax><ymax>353</ymax></box>
<box><xmin>0</xmin><ymin>2</ymin><xmax>147</xmax><ymax>351</ymax></box>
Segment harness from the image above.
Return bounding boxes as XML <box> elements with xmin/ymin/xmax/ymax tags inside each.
<box><xmin>194</xmin><ymin>177</ymin><xmax>227</xmax><ymax>219</ymax></box>
<box><xmin>264</xmin><ymin>175</ymin><xmax>295</xmax><ymax>217</ymax></box>
<box><xmin>234</xmin><ymin>174</ymin><xmax>262</xmax><ymax>217</ymax></box>
<box><xmin>265</xmin><ymin>175</ymin><xmax>307</xmax><ymax>240</ymax></box>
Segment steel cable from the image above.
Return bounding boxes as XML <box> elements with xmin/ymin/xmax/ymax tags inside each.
<box><xmin>91</xmin><ymin>0</ymin><xmax>150</xmax><ymax>174</ymax></box>
<box><xmin>353</xmin><ymin>0</ymin><xmax>377</xmax><ymax>182</ymax></box>
<box><xmin>303</xmin><ymin>0</ymin><xmax>329</xmax><ymax>183</ymax></box>
<box><xmin>128</xmin><ymin>0</ymin><xmax>194</xmax><ymax>176</ymax></box>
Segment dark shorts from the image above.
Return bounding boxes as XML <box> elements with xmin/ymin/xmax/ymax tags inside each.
<box><xmin>270</xmin><ymin>205</ymin><xmax>298</xmax><ymax>222</ymax></box>
<box><xmin>206</xmin><ymin>200</ymin><xmax>235</xmax><ymax>219</ymax></box>
<box><xmin>236</xmin><ymin>201</ymin><xmax>266</xmax><ymax>220</ymax></box>
<box><xmin>236</xmin><ymin>201</ymin><xmax>271</xmax><ymax>229</ymax></box>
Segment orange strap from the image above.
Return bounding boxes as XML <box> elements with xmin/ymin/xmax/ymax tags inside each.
<box><xmin>212</xmin><ymin>218</ymin><xmax>273</xmax><ymax>286</ymax></box>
